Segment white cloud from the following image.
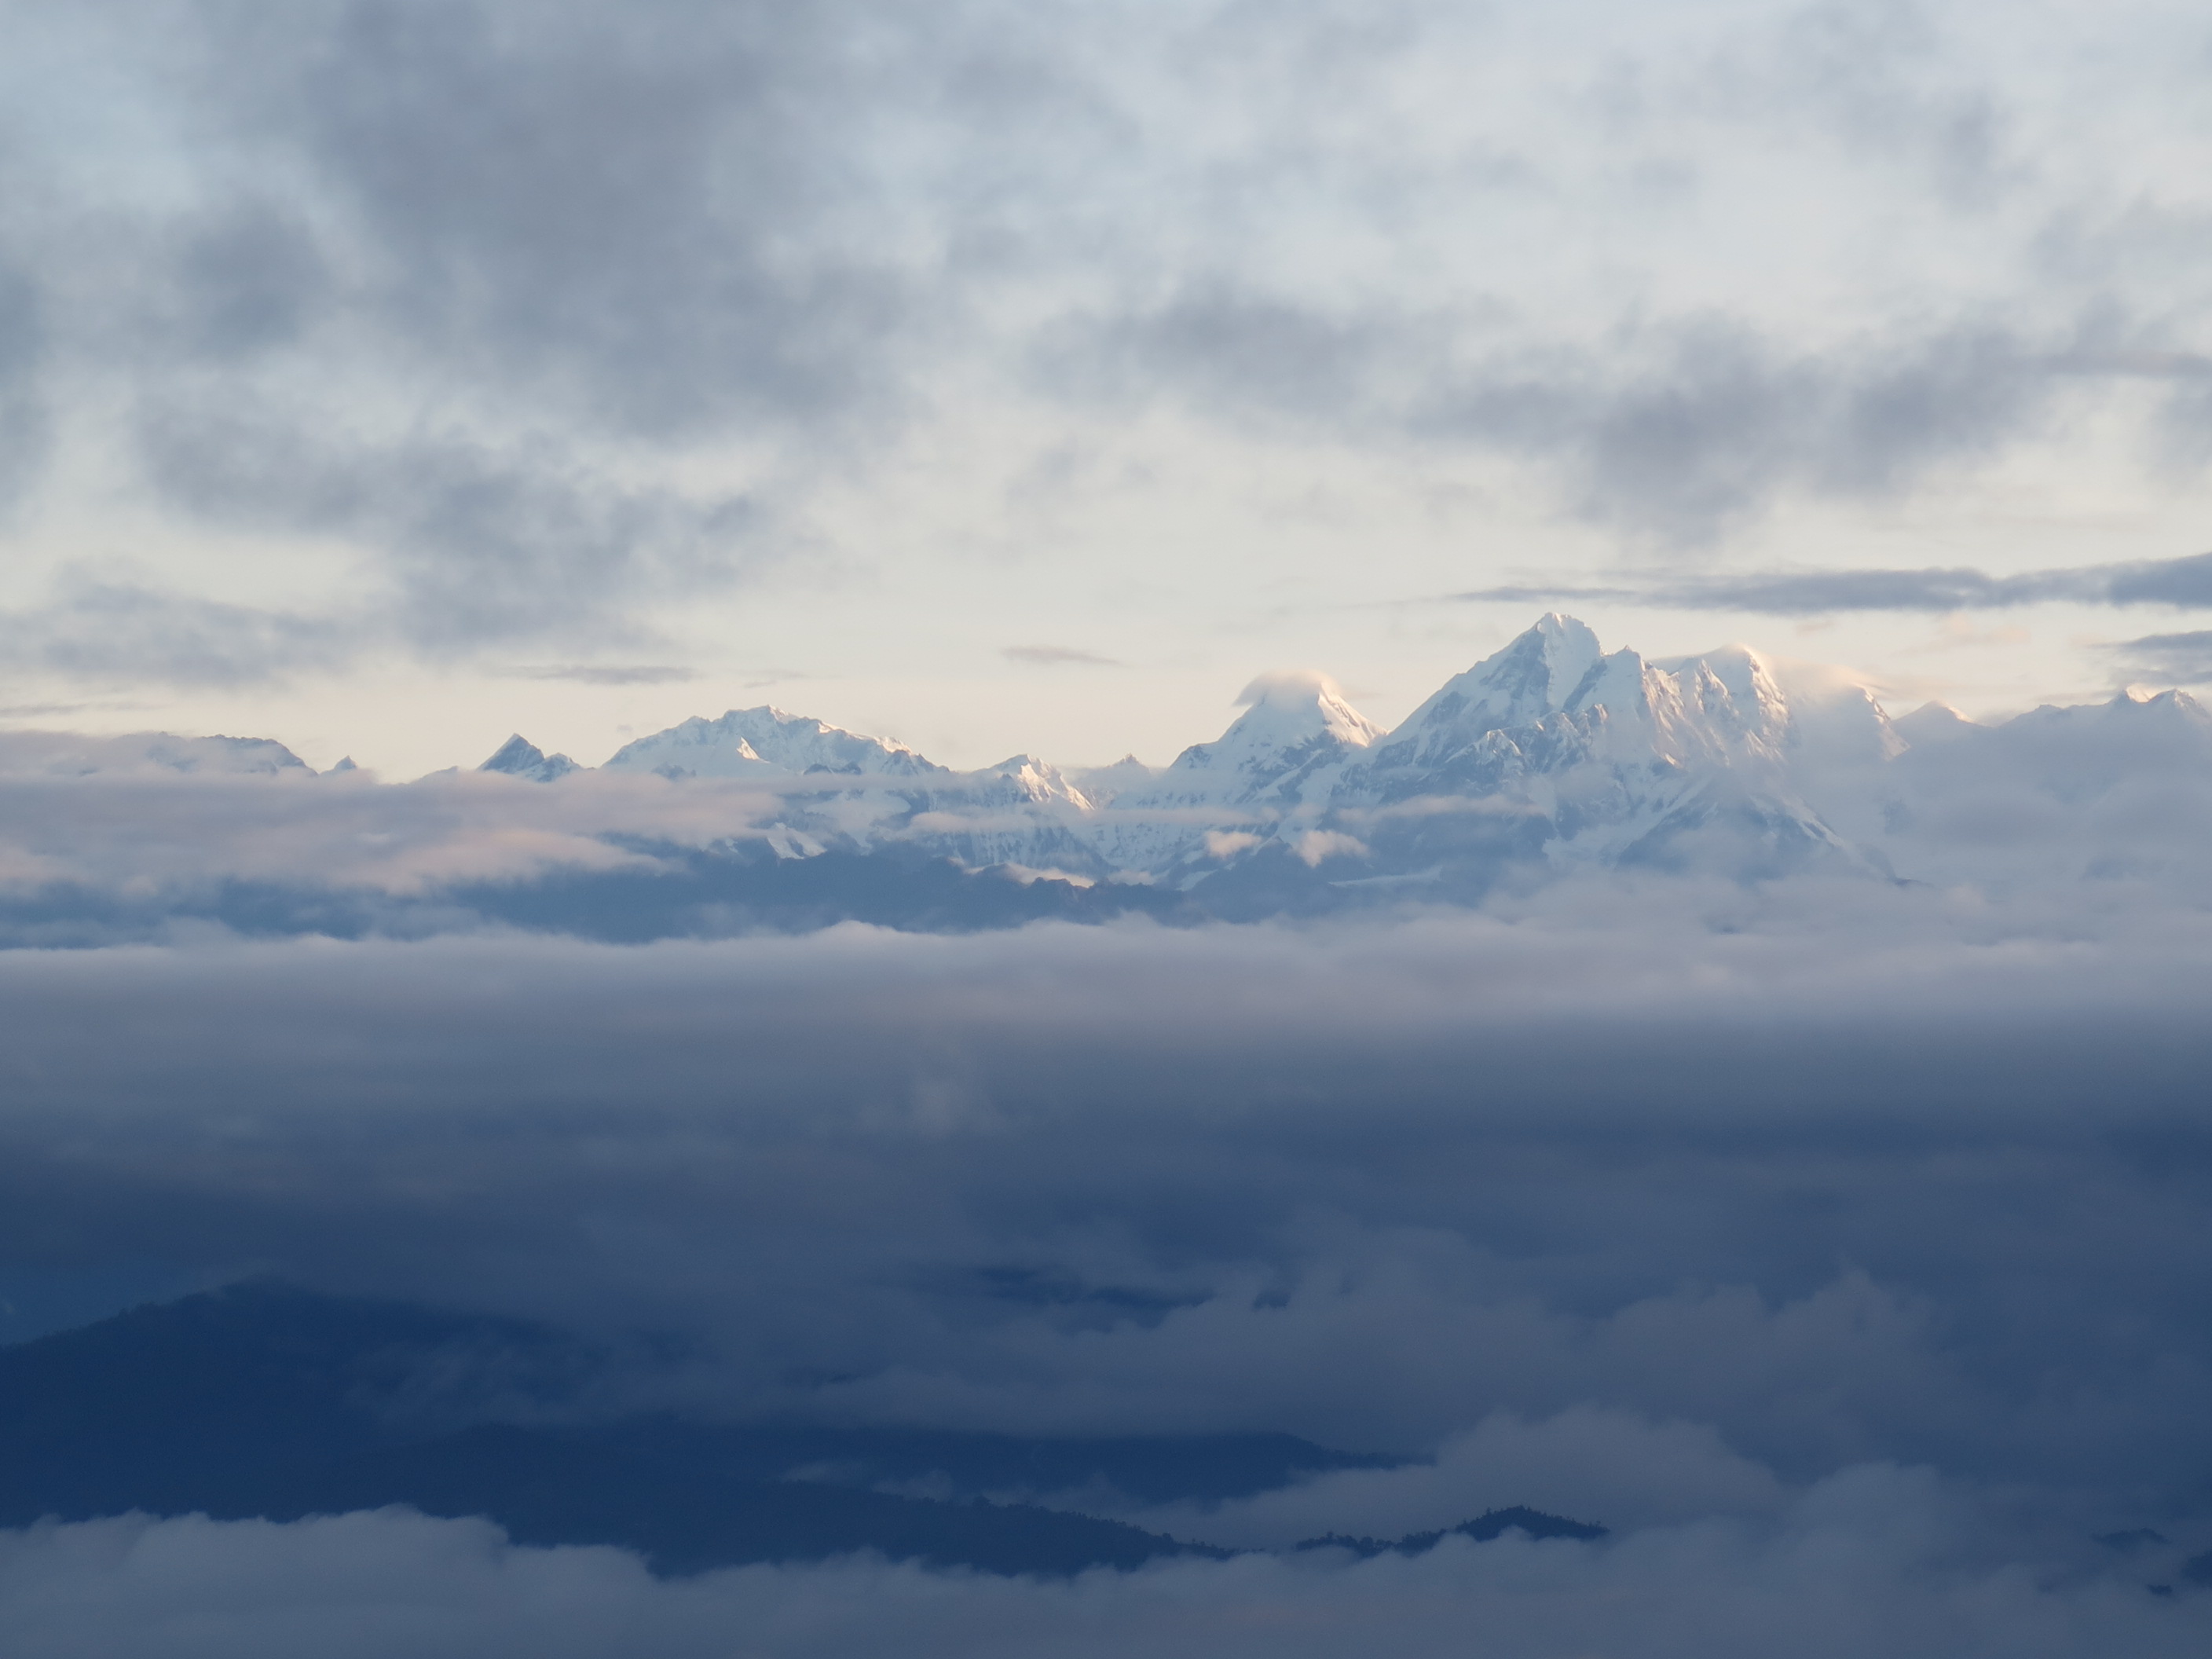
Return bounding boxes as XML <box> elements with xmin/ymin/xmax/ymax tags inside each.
<box><xmin>0</xmin><ymin>1473</ymin><xmax>2202</xmax><ymax>1659</ymax></box>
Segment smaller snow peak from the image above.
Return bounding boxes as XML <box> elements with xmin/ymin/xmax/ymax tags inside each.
<box><xmin>328</xmin><ymin>756</ymin><xmax>358</xmax><ymax>773</ymax></box>
<box><xmin>1687</xmin><ymin>645</ymin><xmax>1780</xmax><ymax>711</ymax></box>
<box><xmin>1893</xmin><ymin>701</ymin><xmax>1979</xmax><ymax>747</ymax></box>
<box><xmin>1232</xmin><ymin>672</ymin><xmax>1382</xmax><ymax>748</ymax></box>
<box><xmin>2104</xmin><ymin>684</ymin><xmax>2209</xmax><ymax>723</ymax></box>
<box><xmin>479</xmin><ymin>734</ymin><xmax>579</xmax><ymax>783</ymax></box>
<box><xmin>1069</xmin><ymin>755</ymin><xmax>1156</xmax><ymax>807</ymax></box>
<box><xmin>984</xmin><ymin>752</ymin><xmax>1067</xmax><ymax>789</ymax></box>
<box><xmin>977</xmin><ymin>753</ymin><xmax>1095</xmax><ymax>809</ymax></box>
<box><xmin>482</xmin><ymin>734</ymin><xmax>540</xmax><ymax>770</ymax></box>
<box><xmin>603</xmin><ymin>705</ymin><xmax>943</xmax><ymax>778</ymax></box>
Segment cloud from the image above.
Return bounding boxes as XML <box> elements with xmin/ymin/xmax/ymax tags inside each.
<box><xmin>0</xmin><ymin>837</ymin><xmax>2207</xmax><ymax>1639</ymax></box>
<box><xmin>1003</xmin><ymin>646</ymin><xmax>1125</xmax><ymax>668</ymax></box>
<box><xmin>2108</xmin><ymin>630</ymin><xmax>2212</xmax><ymax>684</ymax></box>
<box><xmin>0</xmin><ymin>573</ymin><xmax>353</xmax><ymax>687</ymax></box>
<box><xmin>0</xmin><ymin>256</ymin><xmax>52</xmax><ymax>513</ymax></box>
<box><xmin>1</xmin><ymin>897</ymin><xmax>2210</xmax><ymax>1481</ymax></box>
<box><xmin>176</xmin><ymin>0</ymin><xmax>917</xmax><ymax>440</ymax></box>
<box><xmin>501</xmin><ymin>665</ymin><xmax>702</xmax><ymax>687</ymax></box>
<box><xmin>0</xmin><ymin>1</ymin><xmax>910</xmax><ymax>672</ymax></box>
<box><xmin>1452</xmin><ymin>549</ymin><xmax>2212</xmax><ymax>616</ymax></box>
<box><xmin>1049</xmin><ymin>297</ymin><xmax>2092</xmax><ymax>543</ymax></box>
<box><xmin>0</xmin><ymin>1471</ymin><xmax>2200</xmax><ymax>1659</ymax></box>
<box><xmin>1292</xmin><ymin>829</ymin><xmax>1368</xmax><ymax>865</ymax></box>
<box><xmin>1120</xmin><ymin>1406</ymin><xmax>1791</xmax><ymax>1546</ymax></box>
<box><xmin>0</xmin><ymin>0</ymin><xmax>2206</xmax><ymax>688</ymax></box>
<box><xmin>131</xmin><ymin>405</ymin><xmax>760</xmax><ymax>661</ymax></box>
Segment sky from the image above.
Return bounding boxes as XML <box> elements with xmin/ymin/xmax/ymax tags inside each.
<box><xmin>2</xmin><ymin>0</ymin><xmax>2212</xmax><ymax>773</ymax></box>
<box><xmin>5</xmin><ymin>7</ymin><xmax>2212</xmax><ymax>1651</ymax></box>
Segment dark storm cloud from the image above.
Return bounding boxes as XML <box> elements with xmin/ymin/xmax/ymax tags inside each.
<box><xmin>134</xmin><ymin>401</ymin><xmax>757</xmax><ymax>658</ymax></box>
<box><xmin>1053</xmin><ymin>302</ymin><xmax>2067</xmax><ymax>542</ymax></box>
<box><xmin>0</xmin><ymin>425</ymin><xmax>754</xmax><ymax>687</ymax></box>
<box><xmin>1454</xmin><ymin>548</ymin><xmax>2212</xmax><ymax>616</ymax></box>
<box><xmin>156</xmin><ymin>202</ymin><xmax>333</xmax><ymax>362</ymax></box>
<box><xmin>170</xmin><ymin>0</ymin><xmax>916</xmax><ymax>438</ymax></box>
<box><xmin>0</xmin><ymin>0</ymin><xmax>2199</xmax><ymax>680</ymax></box>
<box><xmin>0</xmin><ymin>572</ymin><xmax>348</xmax><ymax>687</ymax></box>
<box><xmin>0</xmin><ymin>257</ymin><xmax>50</xmax><ymax>511</ymax></box>
<box><xmin>1705</xmin><ymin>0</ymin><xmax>2023</xmax><ymax>212</ymax></box>
<box><xmin>0</xmin><ymin>0</ymin><xmax>928</xmax><ymax>669</ymax></box>
<box><xmin>2108</xmin><ymin>629</ymin><xmax>2212</xmax><ymax>685</ymax></box>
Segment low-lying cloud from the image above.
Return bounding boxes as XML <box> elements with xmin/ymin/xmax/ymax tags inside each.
<box><xmin>0</xmin><ymin>878</ymin><xmax>2207</xmax><ymax>1643</ymax></box>
<box><xmin>2</xmin><ymin>1483</ymin><xmax>2203</xmax><ymax>1659</ymax></box>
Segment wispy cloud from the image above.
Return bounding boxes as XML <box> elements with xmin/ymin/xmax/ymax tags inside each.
<box><xmin>1003</xmin><ymin>645</ymin><xmax>1124</xmax><ymax>668</ymax></box>
<box><xmin>1450</xmin><ymin>549</ymin><xmax>2212</xmax><ymax>615</ymax></box>
<box><xmin>504</xmin><ymin>665</ymin><xmax>701</xmax><ymax>687</ymax></box>
<box><xmin>2106</xmin><ymin>628</ymin><xmax>2212</xmax><ymax>683</ymax></box>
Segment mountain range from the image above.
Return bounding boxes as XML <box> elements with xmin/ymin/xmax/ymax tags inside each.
<box><xmin>3</xmin><ymin>611</ymin><xmax>2207</xmax><ymax>939</ymax></box>
<box><xmin>479</xmin><ymin>612</ymin><xmax>2210</xmax><ymax>908</ymax></box>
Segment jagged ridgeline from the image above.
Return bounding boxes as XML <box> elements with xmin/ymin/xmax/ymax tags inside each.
<box><xmin>473</xmin><ymin>610</ymin><xmax>2212</xmax><ymax>917</ymax></box>
<box><xmin>509</xmin><ymin>614</ymin><xmax>1892</xmax><ymax>892</ymax></box>
<box><xmin>5</xmin><ymin>613</ymin><xmax>2210</xmax><ymax>939</ymax></box>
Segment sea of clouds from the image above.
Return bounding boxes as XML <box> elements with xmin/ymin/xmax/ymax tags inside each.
<box><xmin>1</xmin><ymin>879</ymin><xmax>2208</xmax><ymax>1651</ymax></box>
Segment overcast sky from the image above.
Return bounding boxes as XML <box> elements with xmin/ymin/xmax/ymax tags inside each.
<box><xmin>6</xmin><ymin>13</ymin><xmax>2212</xmax><ymax>1644</ymax></box>
<box><xmin>3</xmin><ymin>0</ymin><xmax>2210</xmax><ymax>773</ymax></box>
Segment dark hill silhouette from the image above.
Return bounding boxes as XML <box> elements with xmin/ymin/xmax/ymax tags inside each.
<box><xmin>0</xmin><ymin>1284</ymin><xmax>1406</xmax><ymax>1575</ymax></box>
<box><xmin>1296</xmin><ymin>1506</ymin><xmax>1608</xmax><ymax>1557</ymax></box>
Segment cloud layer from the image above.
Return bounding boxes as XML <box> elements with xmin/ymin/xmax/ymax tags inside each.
<box><xmin>4</xmin><ymin>1486</ymin><xmax>2204</xmax><ymax>1659</ymax></box>
<box><xmin>1</xmin><ymin>859</ymin><xmax>2209</xmax><ymax>1643</ymax></box>
<box><xmin>5</xmin><ymin>0</ymin><xmax>2212</xmax><ymax>698</ymax></box>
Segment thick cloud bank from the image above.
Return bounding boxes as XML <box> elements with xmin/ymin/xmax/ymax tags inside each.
<box><xmin>2</xmin><ymin>1485</ymin><xmax>2204</xmax><ymax>1659</ymax></box>
<box><xmin>1</xmin><ymin>894</ymin><xmax>2210</xmax><ymax>1646</ymax></box>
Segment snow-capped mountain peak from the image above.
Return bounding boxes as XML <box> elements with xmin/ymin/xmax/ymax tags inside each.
<box><xmin>1177</xmin><ymin>673</ymin><xmax>1380</xmax><ymax>774</ymax></box>
<box><xmin>602</xmin><ymin>707</ymin><xmax>944</xmax><ymax>780</ymax></box>
<box><xmin>479</xmin><ymin>734</ymin><xmax>580</xmax><ymax>783</ymax></box>
<box><xmin>1384</xmin><ymin>613</ymin><xmax>1603</xmax><ymax>756</ymax></box>
<box><xmin>1144</xmin><ymin>673</ymin><xmax>1382</xmax><ymax>808</ymax></box>
<box><xmin>979</xmin><ymin>754</ymin><xmax>1096</xmax><ymax>811</ymax></box>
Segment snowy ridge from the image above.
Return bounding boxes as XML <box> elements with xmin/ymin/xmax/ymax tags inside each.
<box><xmin>480</xmin><ymin>734</ymin><xmax>579</xmax><ymax>783</ymax></box>
<box><xmin>0</xmin><ymin>731</ymin><xmax>312</xmax><ymax>777</ymax></box>
<box><xmin>602</xmin><ymin>707</ymin><xmax>946</xmax><ymax>780</ymax></box>
<box><xmin>463</xmin><ymin>614</ymin><xmax>2212</xmax><ymax>903</ymax></box>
